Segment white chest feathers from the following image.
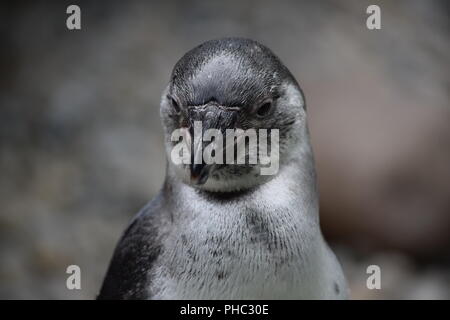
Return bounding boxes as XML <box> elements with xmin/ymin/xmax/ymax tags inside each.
<box><xmin>148</xmin><ymin>179</ymin><xmax>348</xmax><ymax>299</ymax></box>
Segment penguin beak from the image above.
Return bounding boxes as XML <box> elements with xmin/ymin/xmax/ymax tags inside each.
<box><xmin>187</xmin><ymin>103</ymin><xmax>238</xmax><ymax>185</ymax></box>
<box><xmin>190</xmin><ymin>162</ymin><xmax>211</xmax><ymax>185</ymax></box>
<box><xmin>190</xmin><ymin>131</ymin><xmax>219</xmax><ymax>185</ymax></box>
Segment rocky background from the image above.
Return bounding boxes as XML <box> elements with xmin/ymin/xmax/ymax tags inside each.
<box><xmin>0</xmin><ymin>0</ymin><xmax>449</xmax><ymax>299</ymax></box>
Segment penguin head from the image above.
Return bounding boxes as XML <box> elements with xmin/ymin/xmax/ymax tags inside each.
<box><xmin>161</xmin><ymin>38</ymin><xmax>308</xmax><ymax>192</ymax></box>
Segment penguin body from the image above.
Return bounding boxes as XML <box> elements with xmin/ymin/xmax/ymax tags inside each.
<box><xmin>98</xmin><ymin>38</ymin><xmax>348</xmax><ymax>300</ymax></box>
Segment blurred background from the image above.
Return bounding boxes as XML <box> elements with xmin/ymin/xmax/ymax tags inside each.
<box><xmin>0</xmin><ymin>0</ymin><xmax>449</xmax><ymax>299</ymax></box>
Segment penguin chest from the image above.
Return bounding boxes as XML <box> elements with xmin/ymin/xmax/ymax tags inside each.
<box><xmin>151</xmin><ymin>205</ymin><xmax>326</xmax><ymax>299</ymax></box>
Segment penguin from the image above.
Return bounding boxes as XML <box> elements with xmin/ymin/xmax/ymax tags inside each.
<box><xmin>97</xmin><ymin>38</ymin><xmax>349</xmax><ymax>299</ymax></box>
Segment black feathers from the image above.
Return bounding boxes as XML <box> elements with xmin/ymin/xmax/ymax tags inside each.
<box><xmin>97</xmin><ymin>196</ymin><xmax>163</xmax><ymax>300</ymax></box>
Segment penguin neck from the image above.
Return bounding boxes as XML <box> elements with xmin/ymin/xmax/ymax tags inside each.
<box><xmin>164</xmin><ymin>134</ymin><xmax>318</xmax><ymax>211</ymax></box>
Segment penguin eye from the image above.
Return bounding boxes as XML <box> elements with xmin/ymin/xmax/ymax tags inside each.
<box><xmin>255</xmin><ymin>99</ymin><xmax>273</xmax><ymax>118</ymax></box>
<box><xmin>168</xmin><ymin>95</ymin><xmax>181</xmax><ymax>113</ymax></box>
